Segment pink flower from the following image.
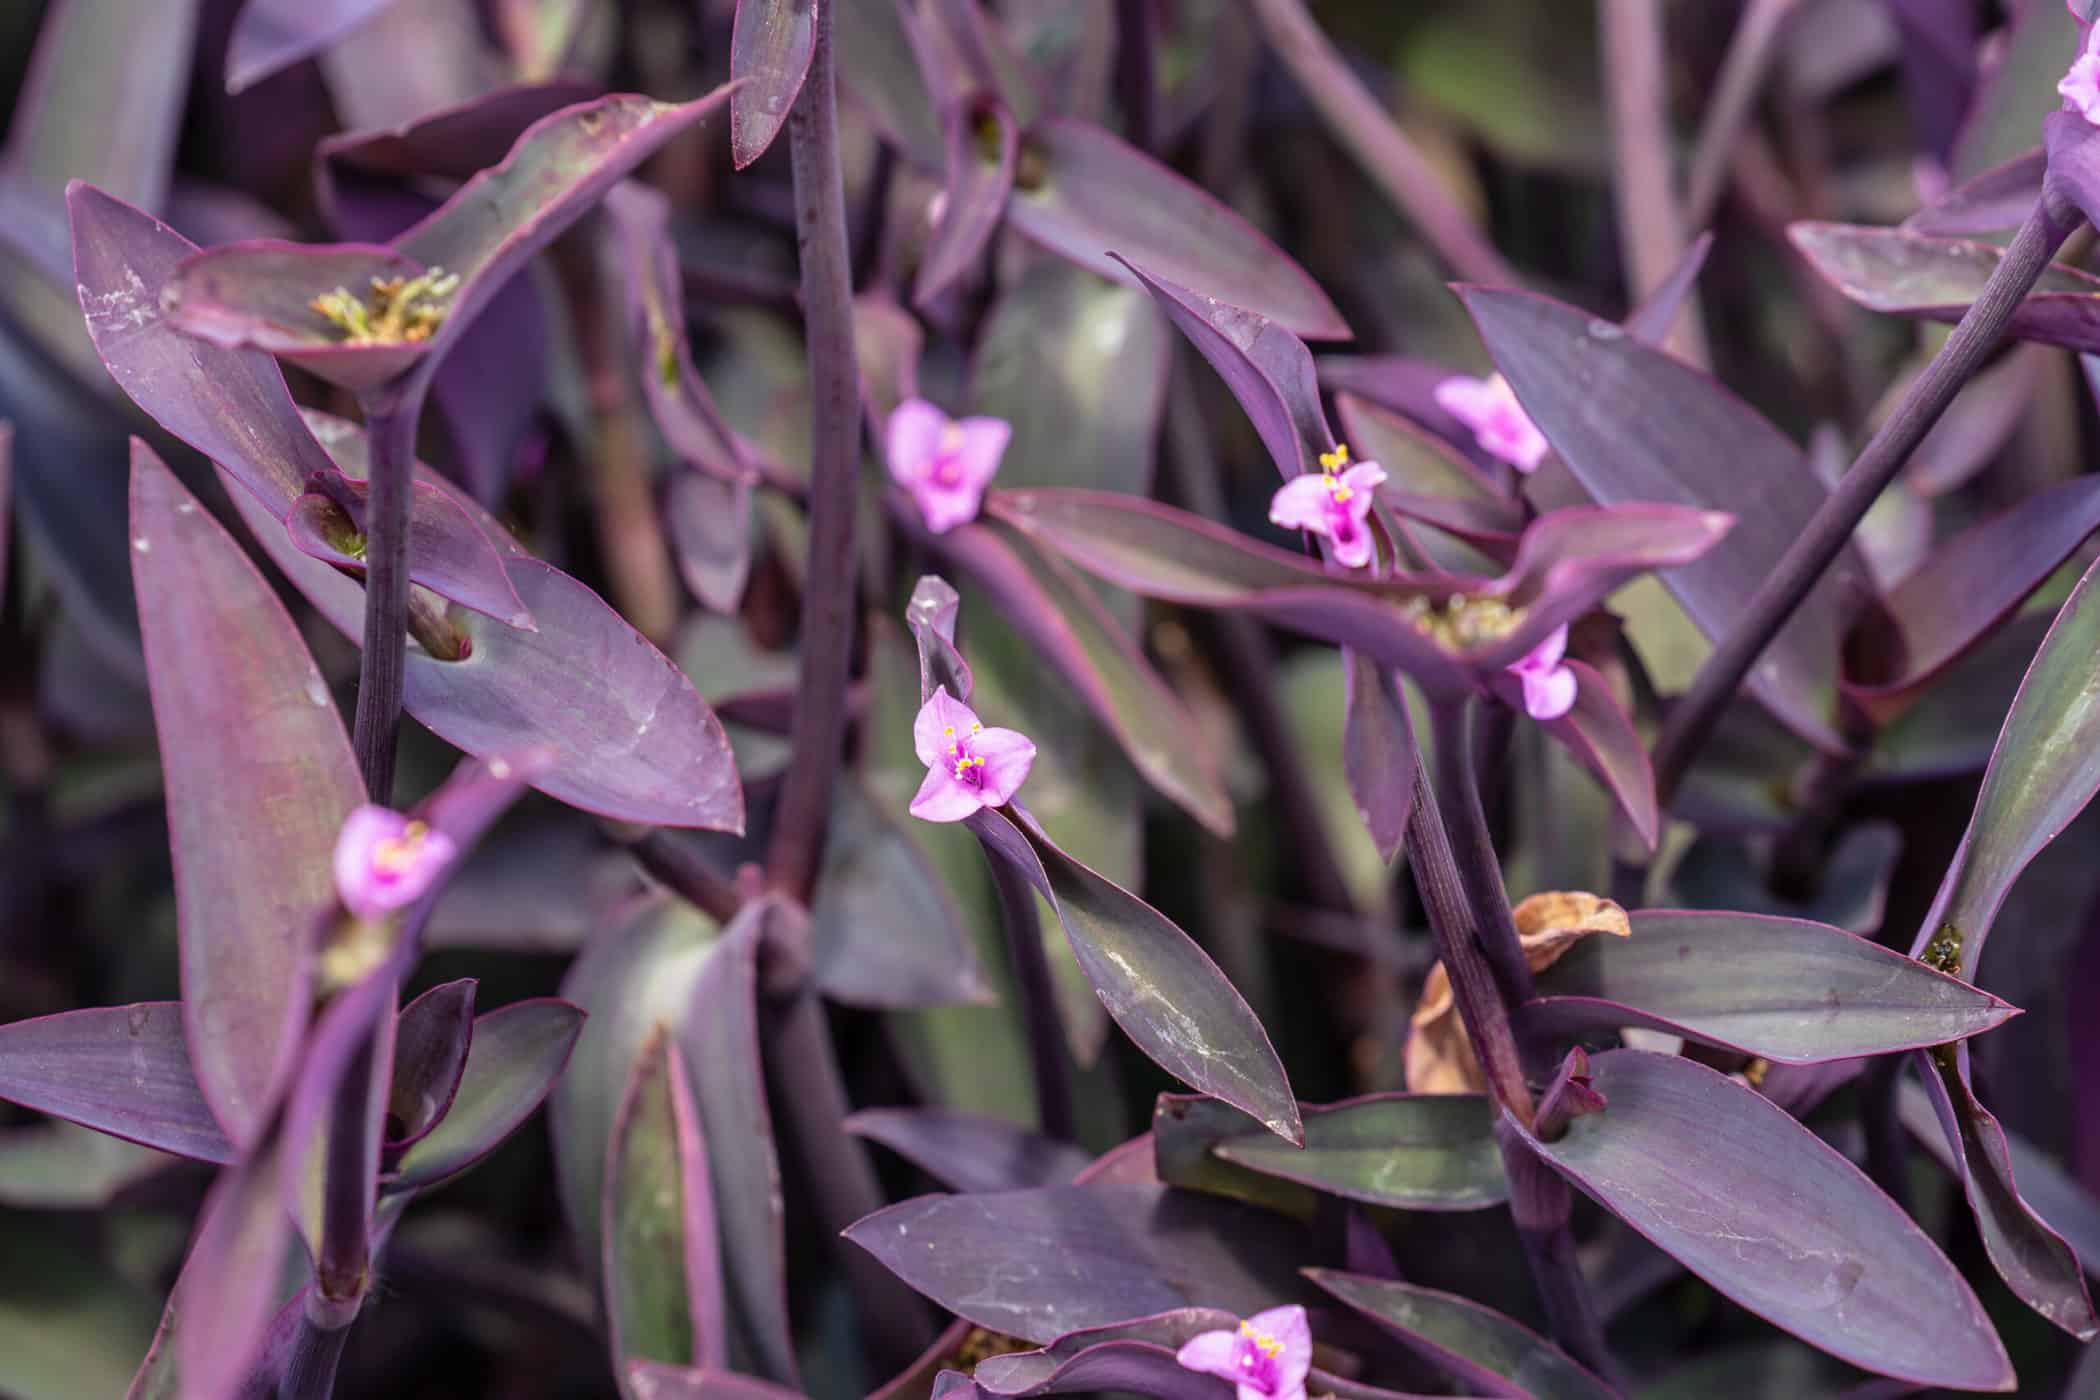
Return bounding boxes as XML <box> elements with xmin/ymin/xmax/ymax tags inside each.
<box><xmin>909</xmin><ymin>686</ymin><xmax>1036</xmax><ymax>822</ymax></box>
<box><xmin>1268</xmin><ymin>446</ymin><xmax>1386</xmax><ymax>570</ymax></box>
<box><xmin>1433</xmin><ymin>372</ymin><xmax>1550</xmax><ymax>473</ymax></box>
<box><xmin>1507</xmin><ymin>624</ymin><xmax>1577</xmax><ymax>721</ymax></box>
<box><xmin>2062</xmin><ymin>19</ymin><xmax>2100</xmax><ymax>125</ymax></box>
<box><xmin>1175</xmin><ymin>1305</ymin><xmax>1312</xmax><ymax>1400</ymax></box>
<box><xmin>332</xmin><ymin>805</ymin><xmax>458</xmax><ymax>919</ymax></box>
<box><xmin>886</xmin><ymin>397</ymin><xmax>1011</xmax><ymax>533</ymax></box>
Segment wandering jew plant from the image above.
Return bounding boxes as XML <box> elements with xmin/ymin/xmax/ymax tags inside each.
<box><xmin>7</xmin><ymin>0</ymin><xmax>2100</xmax><ymax>1396</ymax></box>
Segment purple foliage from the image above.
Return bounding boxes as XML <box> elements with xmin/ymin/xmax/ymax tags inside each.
<box><xmin>4</xmin><ymin>2</ymin><xmax>2100</xmax><ymax>1397</ymax></box>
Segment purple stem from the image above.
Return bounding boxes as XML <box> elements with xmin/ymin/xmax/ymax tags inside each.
<box><xmin>1494</xmin><ymin>1119</ymin><xmax>1622</xmax><ymax>1385</ymax></box>
<box><xmin>626</xmin><ymin>828</ymin><xmax>745</xmax><ymax>924</ymax></box>
<box><xmin>1648</xmin><ymin>193</ymin><xmax>2081</xmax><ymax>810</ymax></box>
<box><xmin>316</xmin><ymin>1031</ymin><xmax>380</xmax><ymax>1309</ymax></box>
<box><xmin>984</xmin><ymin>843</ymin><xmax>1078</xmax><ymax>1140</ymax></box>
<box><xmin>1429</xmin><ymin>699</ymin><xmax>1535</xmax><ymax>1012</ymax></box>
<box><xmin>1599</xmin><ymin>0</ymin><xmax>1706</xmax><ymax>365</ymax></box>
<box><xmin>1116</xmin><ymin>0</ymin><xmax>1158</xmax><ymax>153</ymax></box>
<box><xmin>350</xmin><ymin>382</ymin><xmax>425</xmax><ymax>802</ymax></box>
<box><xmin>1243</xmin><ymin>0</ymin><xmax>1515</xmax><ymax>286</ymax></box>
<box><xmin>278</xmin><ymin>1311</ymin><xmax>351</xmax><ymax>1399</ymax></box>
<box><xmin>767</xmin><ymin>0</ymin><xmax>862</xmax><ymax>903</ymax></box>
<box><xmin>1683</xmin><ymin>0</ymin><xmax>1801</xmax><ymax>232</ymax></box>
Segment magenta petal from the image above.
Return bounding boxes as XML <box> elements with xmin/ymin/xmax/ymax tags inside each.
<box><xmin>913</xmin><ymin>686</ymin><xmax>984</xmax><ymax>768</ymax></box>
<box><xmin>1247</xmin><ymin>1305</ymin><xmax>1312</xmax><ymax>1384</ymax></box>
<box><xmin>953</xmin><ymin>417</ymin><xmax>1014</xmax><ymax>490</ymax></box>
<box><xmin>887</xmin><ymin>398</ymin><xmax>951</xmax><ymax>483</ymax></box>
<box><xmin>914</xmin><ymin>479</ymin><xmax>990</xmax><ymax>533</ymax></box>
<box><xmin>1521</xmin><ymin>665</ymin><xmax>1578</xmax><ymax>722</ymax></box>
<box><xmin>333</xmin><ymin>806</ymin><xmax>407</xmax><ymax>917</ymax></box>
<box><xmin>1267</xmin><ymin>474</ymin><xmax>1334</xmax><ymax>532</ymax></box>
<box><xmin>1173</xmin><ymin>1328</ymin><xmax>1243</xmax><ymax>1381</ymax></box>
<box><xmin>969</xmin><ymin>728</ymin><xmax>1037</xmax><ymax>806</ymax></box>
<box><xmin>1339</xmin><ymin>461</ymin><xmax>1387</xmax><ymax>494</ymax></box>
<box><xmin>910</xmin><ymin>766</ymin><xmax>987</xmax><ymax>823</ymax></box>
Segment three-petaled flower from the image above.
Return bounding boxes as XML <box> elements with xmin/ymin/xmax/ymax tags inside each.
<box><xmin>333</xmin><ymin>804</ymin><xmax>458</xmax><ymax>920</ymax></box>
<box><xmin>909</xmin><ymin>686</ymin><xmax>1036</xmax><ymax>822</ymax></box>
<box><xmin>887</xmin><ymin>397</ymin><xmax>1012</xmax><ymax>534</ymax></box>
<box><xmin>2062</xmin><ymin>9</ymin><xmax>2100</xmax><ymax>125</ymax></box>
<box><xmin>1506</xmin><ymin>623</ymin><xmax>1577</xmax><ymax>721</ymax></box>
<box><xmin>1433</xmin><ymin>372</ymin><xmax>1550</xmax><ymax>473</ymax></box>
<box><xmin>1268</xmin><ymin>446</ymin><xmax>1387</xmax><ymax>570</ymax></box>
<box><xmin>1175</xmin><ymin>1305</ymin><xmax>1313</xmax><ymax>1400</ymax></box>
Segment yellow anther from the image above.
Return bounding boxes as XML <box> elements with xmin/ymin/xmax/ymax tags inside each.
<box><xmin>1318</xmin><ymin>444</ymin><xmax>1351</xmax><ymax>472</ymax></box>
<box><xmin>310</xmin><ymin>267</ymin><xmax>461</xmax><ymax>346</ymax></box>
<box><xmin>1237</xmin><ymin>1321</ymin><xmax>1284</xmax><ymax>1358</ymax></box>
<box><xmin>940</xmin><ymin>424</ymin><xmax>965</xmax><ymax>452</ymax></box>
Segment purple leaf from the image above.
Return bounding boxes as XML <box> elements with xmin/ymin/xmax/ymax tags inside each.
<box><xmin>1788</xmin><ymin>222</ymin><xmax>2100</xmax><ymax>353</ymax></box>
<box><xmin>1511</xmin><ymin>1049</ymin><xmax>2013</xmax><ymax>1390</ymax></box>
<box><xmin>923</xmin><ymin>0</ymin><xmax>1045</xmax><ymax>125</ymax></box>
<box><xmin>606</xmin><ymin>1027</ymin><xmax>725</xmax><ymax>1372</ymax></box>
<box><xmin>1342</xmin><ymin>649</ymin><xmax>1416</xmax><ymax>864</ymax></box>
<box><xmin>221</xmin><ymin>458</ymin><xmax>744</xmax><ymax>829</ymax></box>
<box><xmin>627</xmin><ymin>1362</ymin><xmax>810</xmax><ymax>1400</ymax></box>
<box><xmin>1914</xmin><ymin>1047</ymin><xmax>2097</xmax><ymax>1339</ymax></box>
<box><xmin>1845</xmin><ymin>475</ymin><xmax>2100</xmax><ymax>724</ymax></box>
<box><xmin>1317</xmin><ymin>356</ymin><xmax>1492</xmax><ymax>469</ymax></box>
<box><xmin>1623</xmin><ymin>231</ymin><xmax>1715</xmax><ymax>348</ymax></box>
<box><xmin>165</xmin><ymin>86</ymin><xmax>737</xmax><ymax>393</ymax></box>
<box><xmin>730</xmin><ymin>0</ymin><xmax>817</xmax><ymax>169</ymax></box>
<box><xmin>130</xmin><ymin>444</ymin><xmax>352</xmax><ymax>1149</ymax></box>
<box><xmin>833</xmin><ymin>0</ymin><xmax>944</xmax><ymax>169</ymax></box>
<box><xmin>843</xmin><ymin>1183</ymin><xmax>1318</xmax><ymax>1343</ymax></box>
<box><xmin>1115</xmin><ymin>256</ymin><xmax>1330</xmax><ymax>480</ymax></box>
<box><xmin>392</xmin><ymin>997</ymin><xmax>586</xmax><ymax>1191</ymax></box>
<box><xmin>1154</xmin><ymin>1091</ymin><xmax>1504</xmax><ymax>1215</ymax></box>
<box><xmin>68</xmin><ymin>186</ymin><xmax>538</xmax><ymax>623</ymax></box>
<box><xmin>387</xmin><ymin>979</ymin><xmax>478</xmax><ymax>1149</ymax></box>
<box><xmin>1507</xmin><ymin>660</ymin><xmax>1660</xmax><ymax>850</ymax></box>
<box><xmin>1525</xmin><ymin>910</ymin><xmax>2017</xmax><ymax>1063</ymax></box>
<box><xmin>916</xmin><ymin>98</ymin><xmax>1018</xmax><ymax>307</ymax></box>
<box><xmin>605</xmin><ymin>182</ymin><xmax>750</xmax><ymax>484</ymax></box>
<box><xmin>1008</xmin><ymin>119</ymin><xmax>1349</xmax><ymax>340</ymax></box>
<box><xmin>0</xmin><ymin>1004</ymin><xmax>234</xmax><ymax>1164</ymax></box>
<box><xmin>427</xmin><ymin>266</ymin><xmax>550</xmax><ymax>505</ymax></box>
<box><xmin>965</xmin><ymin>805</ymin><xmax>1300</xmax><ymax>1143</ymax></box>
<box><xmin>1905</xmin><ymin>147</ymin><xmax>2045</xmax><ymax>235</ymax></box>
<box><xmin>976</xmin><ymin>1338</ymin><xmax>1224</xmax><ymax>1399</ymax></box>
<box><xmin>174</xmin><ymin>1131</ymin><xmax>294</xmax><ymax>1400</ymax></box>
<box><xmin>1307</xmin><ymin>1270</ymin><xmax>1613</xmax><ymax>1400</ymax></box>
<box><xmin>667</xmin><ymin>471</ymin><xmax>755</xmax><ymax>615</ymax></box>
<box><xmin>283</xmin><ymin>479</ymin><xmax>535</xmax><ymax>629</ymax></box>
<box><xmin>811</xmin><ymin>784</ymin><xmax>994</xmax><ymax>1010</ymax></box>
<box><xmin>280</xmin><ymin>966</ymin><xmax>399</xmax><ymax>1299</ymax></box>
<box><xmin>929</xmin><ymin>520</ymin><xmax>1233</xmax><ymax>834</ymax></box>
<box><xmin>1458</xmin><ymin>285</ymin><xmax>1867</xmax><ymax>754</ymax></box>
<box><xmin>844</xmin><ymin>1108</ymin><xmax>1093</xmax><ymax>1193</ymax></box>
<box><xmin>225</xmin><ymin>0</ymin><xmax>397</xmax><ymax>94</ymax></box>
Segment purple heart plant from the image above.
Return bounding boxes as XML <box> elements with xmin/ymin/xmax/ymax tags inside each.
<box><xmin>7</xmin><ymin>0</ymin><xmax>2100</xmax><ymax>1397</ymax></box>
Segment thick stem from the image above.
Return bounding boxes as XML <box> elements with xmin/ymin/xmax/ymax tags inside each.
<box><xmin>1402</xmin><ymin>761</ymin><xmax>1534</xmax><ymax>1125</ymax></box>
<box><xmin>626</xmin><ymin>828</ymin><xmax>745</xmax><ymax>924</ymax></box>
<box><xmin>1649</xmin><ymin>196</ymin><xmax>2080</xmax><ymax>809</ymax></box>
<box><xmin>350</xmin><ymin>386</ymin><xmax>422</xmax><ymax>803</ymax></box>
<box><xmin>986</xmin><ymin>851</ymin><xmax>1077</xmax><ymax>1140</ymax></box>
<box><xmin>763</xmin><ymin>992</ymin><xmax>934</xmax><ymax>1369</ymax></box>
<box><xmin>1115</xmin><ymin>0</ymin><xmax>1158</xmax><ymax>152</ymax></box>
<box><xmin>277</xmin><ymin>1313</ymin><xmax>351</xmax><ymax>1400</ymax></box>
<box><xmin>1242</xmin><ymin>0</ymin><xmax>1515</xmax><ymax>286</ymax></box>
<box><xmin>768</xmin><ymin>2</ymin><xmax>861</xmax><ymax>902</ymax></box>
<box><xmin>1599</xmin><ymin>0</ymin><xmax>1706</xmax><ymax>365</ymax></box>
<box><xmin>1495</xmin><ymin>1120</ymin><xmax>1622</xmax><ymax>1385</ymax></box>
<box><xmin>1431</xmin><ymin>700</ymin><xmax>1535</xmax><ymax>1010</ymax></box>
<box><xmin>1683</xmin><ymin>0</ymin><xmax>1800</xmax><ymax>232</ymax></box>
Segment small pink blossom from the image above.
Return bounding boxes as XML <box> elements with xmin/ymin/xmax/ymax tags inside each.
<box><xmin>332</xmin><ymin>805</ymin><xmax>458</xmax><ymax>919</ymax></box>
<box><xmin>1268</xmin><ymin>446</ymin><xmax>1386</xmax><ymax>570</ymax></box>
<box><xmin>2063</xmin><ymin>19</ymin><xmax>2100</xmax><ymax>125</ymax></box>
<box><xmin>909</xmin><ymin>686</ymin><xmax>1036</xmax><ymax>822</ymax></box>
<box><xmin>886</xmin><ymin>398</ymin><xmax>1011</xmax><ymax>533</ymax></box>
<box><xmin>1507</xmin><ymin>624</ymin><xmax>1577</xmax><ymax>721</ymax></box>
<box><xmin>1175</xmin><ymin>1305</ymin><xmax>1312</xmax><ymax>1400</ymax></box>
<box><xmin>1433</xmin><ymin>372</ymin><xmax>1550</xmax><ymax>473</ymax></box>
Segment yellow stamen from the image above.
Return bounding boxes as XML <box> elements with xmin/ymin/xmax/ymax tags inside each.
<box><xmin>1400</xmin><ymin>594</ymin><xmax>1525</xmax><ymax>649</ymax></box>
<box><xmin>1318</xmin><ymin>444</ymin><xmax>1351</xmax><ymax>473</ymax></box>
<box><xmin>309</xmin><ymin>267</ymin><xmax>462</xmax><ymax>346</ymax></box>
<box><xmin>1237</xmin><ymin>1321</ymin><xmax>1284</xmax><ymax>1358</ymax></box>
<box><xmin>371</xmin><ymin>819</ymin><xmax>433</xmax><ymax>876</ymax></box>
<box><xmin>940</xmin><ymin>423</ymin><xmax>965</xmax><ymax>452</ymax></box>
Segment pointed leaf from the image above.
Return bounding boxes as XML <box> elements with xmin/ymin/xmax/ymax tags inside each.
<box><xmin>1623</xmin><ymin>231</ymin><xmax>1714</xmax><ymax>348</ymax></box>
<box><xmin>843</xmin><ymin>1183</ymin><xmax>1318</xmax><ymax>1343</ymax></box>
<box><xmin>965</xmin><ymin>806</ymin><xmax>1300</xmax><ymax>1143</ymax></box>
<box><xmin>1526</xmin><ymin>910</ymin><xmax>2017</xmax><ymax>1063</ymax></box>
<box><xmin>1906</xmin><ymin>147</ymin><xmax>2045</xmax><ymax>236</ymax></box>
<box><xmin>1307</xmin><ymin>1271</ymin><xmax>1613</xmax><ymax>1400</ymax></box>
<box><xmin>668</xmin><ymin>471</ymin><xmax>755</xmax><ymax>615</ymax></box>
<box><xmin>0</xmin><ymin>1004</ymin><xmax>234</xmax><ymax>1163</ymax></box>
<box><xmin>844</xmin><ymin>1108</ymin><xmax>1092</xmax><ymax>1193</ymax></box>
<box><xmin>606</xmin><ymin>1028</ymin><xmax>724</xmax><ymax>1373</ymax></box>
<box><xmin>281</xmin><ymin>968</ymin><xmax>398</xmax><ymax>1295</ymax></box>
<box><xmin>1507</xmin><ymin>660</ymin><xmax>1659</xmax><ymax>851</ymax></box>
<box><xmin>1007</xmin><ymin>119</ymin><xmax>1348</xmax><ymax>340</ymax></box>
<box><xmin>387</xmin><ymin>979</ymin><xmax>478</xmax><ymax>1149</ymax></box>
<box><xmin>1343</xmin><ymin>649</ymin><xmax>1416</xmax><ymax>863</ymax></box>
<box><xmin>393</xmin><ymin>997</ymin><xmax>585</xmax><ymax>1190</ymax></box>
<box><xmin>130</xmin><ymin>444</ymin><xmax>353</xmax><ymax>1149</ymax></box>
<box><xmin>226</xmin><ymin>0</ymin><xmax>398</xmax><ymax>93</ymax></box>
<box><xmin>1512</xmin><ymin>1049</ymin><xmax>2013</xmax><ymax>1390</ymax></box>
<box><xmin>1789</xmin><ymin>222</ymin><xmax>2100</xmax><ymax>353</ymax></box>
<box><xmin>174</xmin><ymin>1133</ymin><xmax>293</xmax><ymax>1400</ymax></box>
<box><xmin>907</xmin><ymin>574</ymin><xmax>973</xmax><ymax>703</ymax></box>
<box><xmin>1458</xmin><ymin>285</ymin><xmax>1865</xmax><ymax>753</ymax></box>
<box><xmin>730</xmin><ymin>0</ymin><xmax>817</xmax><ymax>169</ymax></box>
<box><xmin>916</xmin><ymin>98</ymin><xmax>1017</xmax><ymax>306</ymax></box>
